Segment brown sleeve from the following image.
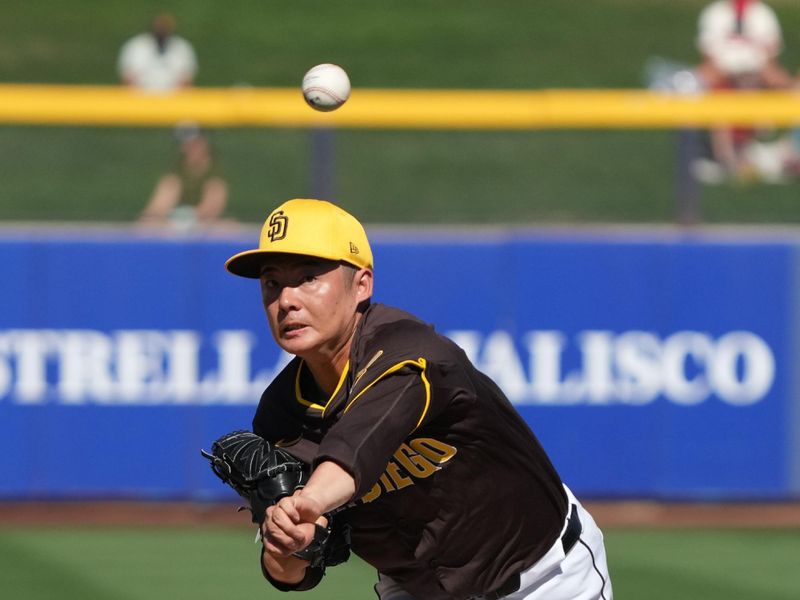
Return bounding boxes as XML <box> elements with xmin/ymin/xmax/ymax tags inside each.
<box><xmin>315</xmin><ymin>366</ymin><xmax>430</xmax><ymax>499</ymax></box>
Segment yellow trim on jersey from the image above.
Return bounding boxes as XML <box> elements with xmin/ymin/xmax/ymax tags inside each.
<box><xmin>344</xmin><ymin>358</ymin><xmax>431</xmax><ymax>431</ymax></box>
<box><xmin>415</xmin><ymin>363</ymin><xmax>432</xmax><ymax>431</ymax></box>
<box><xmin>321</xmin><ymin>361</ymin><xmax>351</xmax><ymax>418</ymax></box>
<box><xmin>294</xmin><ymin>360</ymin><xmax>350</xmax><ymax>413</ymax></box>
<box><xmin>275</xmin><ymin>435</ymin><xmax>302</xmax><ymax>448</ymax></box>
<box><xmin>293</xmin><ymin>361</ymin><xmax>324</xmax><ymax>410</ymax></box>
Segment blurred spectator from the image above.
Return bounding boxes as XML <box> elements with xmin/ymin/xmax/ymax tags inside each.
<box><xmin>692</xmin><ymin>0</ymin><xmax>800</xmax><ymax>183</ymax></box>
<box><xmin>117</xmin><ymin>13</ymin><xmax>198</xmax><ymax>93</ymax></box>
<box><xmin>139</xmin><ymin>124</ymin><xmax>230</xmax><ymax>230</ymax></box>
<box><xmin>696</xmin><ymin>0</ymin><xmax>790</xmax><ymax>89</ymax></box>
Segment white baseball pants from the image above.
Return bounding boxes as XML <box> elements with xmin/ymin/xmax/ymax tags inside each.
<box><xmin>374</xmin><ymin>485</ymin><xmax>612</xmax><ymax>600</ymax></box>
<box><xmin>503</xmin><ymin>485</ymin><xmax>612</xmax><ymax>600</ymax></box>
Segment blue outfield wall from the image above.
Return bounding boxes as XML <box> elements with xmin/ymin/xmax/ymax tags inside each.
<box><xmin>0</xmin><ymin>229</ymin><xmax>797</xmax><ymax>500</ymax></box>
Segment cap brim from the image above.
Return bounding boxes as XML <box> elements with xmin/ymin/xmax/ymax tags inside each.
<box><xmin>226</xmin><ymin>247</ymin><xmax>373</xmax><ymax>278</ymax></box>
<box><xmin>224</xmin><ymin>249</ymin><xmax>272</xmax><ymax>278</ymax></box>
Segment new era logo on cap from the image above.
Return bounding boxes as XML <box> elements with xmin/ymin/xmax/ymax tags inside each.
<box><xmin>349</xmin><ymin>242</ymin><xmax>360</xmax><ymax>255</ymax></box>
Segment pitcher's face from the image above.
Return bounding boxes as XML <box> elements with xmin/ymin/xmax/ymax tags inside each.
<box><xmin>259</xmin><ymin>255</ymin><xmax>372</xmax><ymax>361</ymax></box>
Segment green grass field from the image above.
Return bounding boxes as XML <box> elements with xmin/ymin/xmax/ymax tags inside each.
<box><xmin>1</xmin><ymin>526</ymin><xmax>798</xmax><ymax>599</ymax></box>
<box><xmin>1</xmin><ymin>0</ymin><xmax>799</xmax><ymax>225</ymax></box>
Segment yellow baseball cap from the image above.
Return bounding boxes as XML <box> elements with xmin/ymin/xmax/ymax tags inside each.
<box><xmin>225</xmin><ymin>199</ymin><xmax>373</xmax><ymax>278</ymax></box>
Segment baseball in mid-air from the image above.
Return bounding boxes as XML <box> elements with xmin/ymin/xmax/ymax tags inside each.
<box><xmin>301</xmin><ymin>63</ymin><xmax>351</xmax><ymax>112</ymax></box>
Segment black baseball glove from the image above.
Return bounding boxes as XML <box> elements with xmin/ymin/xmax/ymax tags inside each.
<box><xmin>201</xmin><ymin>430</ymin><xmax>350</xmax><ymax>569</ymax></box>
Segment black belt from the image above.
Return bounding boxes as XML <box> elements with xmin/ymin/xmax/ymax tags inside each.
<box><xmin>478</xmin><ymin>504</ymin><xmax>582</xmax><ymax>600</ymax></box>
<box><xmin>561</xmin><ymin>503</ymin><xmax>582</xmax><ymax>555</ymax></box>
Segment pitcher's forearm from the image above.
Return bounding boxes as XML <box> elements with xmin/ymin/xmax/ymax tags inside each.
<box><xmin>298</xmin><ymin>460</ymin><xmax>356</xmax><ymax>516</ymax></box>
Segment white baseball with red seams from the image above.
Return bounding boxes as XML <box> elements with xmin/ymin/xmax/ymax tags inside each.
<box><xmin>302</xmin><ymin>63</ymin><xmax>351</xmax><ymax>111</ymax></box>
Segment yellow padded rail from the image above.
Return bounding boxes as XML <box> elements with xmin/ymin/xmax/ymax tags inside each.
<box><xmin>0</xmin><ymin>84</ymin><xmax>799</xmax><ymax>128</ymax></box>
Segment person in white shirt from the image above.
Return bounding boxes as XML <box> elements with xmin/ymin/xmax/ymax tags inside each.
<box><xmin>692</xmin><ymin>1</ymin><xmax>799</xmax><ymax>183</ymax></box>
<box><xmin>696</xmin><ymin>0</ymin><xmax>790</xmax><ymax>88</ymax></box>
<box><xmin>117</xmin><ymin>13</ymin><xmax>197</xmax><ymax>93</ymax></box>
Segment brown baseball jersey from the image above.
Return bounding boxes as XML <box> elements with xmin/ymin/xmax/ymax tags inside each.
<box><xmin>253</xmin><ymin>303</ymin><xmax>567</xmax><ymax>600</ymax></box>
